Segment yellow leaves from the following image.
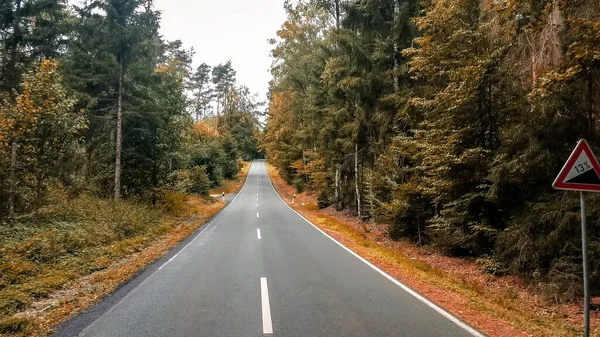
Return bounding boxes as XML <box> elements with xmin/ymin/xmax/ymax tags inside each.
<box><xmin>193</xmin><ymin>119</ymin><xmax>219</xmax><ymax>138</ymax></box>
<box><xmin>277</xmin><ymin>20</ymin><xmax>301</xmax><ymax>40</ymax></box>
<box><xmin>0</xmin><ymin>58</ymin><xmax>84</xmax><ymax>150</ymax></box>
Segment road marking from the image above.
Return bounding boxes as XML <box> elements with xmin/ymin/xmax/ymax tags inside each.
<box><xmin>257</xmin><ymin>212</ymin><xmax>259</xmax><ymax>218</ymax></box>
<box><xmin>260</xmin><ymin>277</ymin><xmax>273</xmax><ymax>334</ymax></box>
<box><xmin>257</xmin><ymin>203</ymin><xmax>259</xmax><ymax>207</ymax></box>
<box><xmin>257</xmin><ymin>228</ymin><xmax>262</xmax><ymax>239</ymax></box>
<box><xmin>79</xmin><ymin>163</ymin><xmax>257</xmax><ymax>335</ymax></box>
<box><xmin>158</xmin><ymin>256</ymin><xmax>176</xmax><ymax>270</ymax></box>
<box><xmin>265</xmin><ymin>163</ymin><xmax>485</xmax><ymax>337</ymax></box>
<box><xmin>157</xmin><ymin>171</ymin><xmax>251</xmax><ymax>271</ymax></box>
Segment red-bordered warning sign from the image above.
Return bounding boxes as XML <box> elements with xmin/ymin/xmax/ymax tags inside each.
<box><xmin>553</xmin><ymin>139</ymin><xmax>600</xmax><ymax>192</ymax></box>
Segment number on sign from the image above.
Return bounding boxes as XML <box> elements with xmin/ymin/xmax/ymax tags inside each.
<box><xmin>575</xmin><ymin>161</ymin><xmax>592</xmax><ymax>174</ymax></box>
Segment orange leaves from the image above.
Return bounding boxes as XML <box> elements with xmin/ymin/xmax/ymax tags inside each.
<box><xmin>268</xmin><ymin>91</ymin><xmax>292</xmax><ymax>125</ymax></box>
<box><xmin>290</xmin><ymin>159</ymin><xmax>306</xmax><ymax>175</ymax></box>
<box><xmin>39</xmin><ymin>58</ymin><xmax>57</xmax><ymax>72</ymax></box>
<box><xmin>262</xmin><ymin>91</ymin><xmax>297</xmax><ymax>169</ymax></box>
<box><xmin>0</xmin><ymin>57</ymin><xmax>84</xmax><ymax>172</ymax></box>
<box><xmin>6</xmin><ymin>59</ymin><xmax>64</xmax><ymax>137</ymax></box>
<box><xmin>155</xmin><ymin>64</ymin><xmax>170</xmax><ymax>73</ymax></box>
<box><xmin>193</xmin><ymin>119</ymin><xmax>219</xmax><ymax>138</ymax></box>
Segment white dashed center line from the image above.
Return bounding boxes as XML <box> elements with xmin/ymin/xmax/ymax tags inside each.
<box><xmin>260</xmin><ymin>277</ymin><xmax>273</xmax><ymax>334</ymax></box>
<box><xmin>257</xmin><ymin>228</ymin><xmax>262</xmax><ymax>239</ymax></box>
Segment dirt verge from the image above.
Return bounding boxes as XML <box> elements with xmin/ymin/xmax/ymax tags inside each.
<box><xmin>266</xmin><ymin>163</ymin><xmax>599</xmax><ymax>337</ymax></box>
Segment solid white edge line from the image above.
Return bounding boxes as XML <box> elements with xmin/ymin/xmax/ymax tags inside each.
<box><xmin>80</xmin><ymin>163</ymin><xmax>255</xmax><ymax>334</ymax></box>
<box><xmin>164</xmin><ymin>164</ymin><xmax>249</xmax><ymax>261</ymax></box>
<box><xmin>264</xmin><ymin>162</ymin><xmax>486</xmax><ymax>337</ymax></box>
<box><xmin>260</xmin><ymin>277</ymin><xmax>273</xmax><ymax>334</ymax></box>
<box><xmin>157</xmin><ymin>162</ymin><xmax>253</xmax><ymax>269</ymax></box>
<box><xmin>257</xmin><ymin>228</ymin><xmax>262</xmax><ymax>240</ymax></box>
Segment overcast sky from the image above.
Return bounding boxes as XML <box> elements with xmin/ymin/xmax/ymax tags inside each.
<box><xmin>154</xmin><ymin>0</ymin><xmax>287</xmax><ymax>100</ymax></box>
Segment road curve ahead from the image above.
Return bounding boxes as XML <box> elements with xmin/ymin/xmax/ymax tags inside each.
<box><xmin>56</xmin><ymin>160</ymin><xmax>484</xmax><ymax>337</ymax></box>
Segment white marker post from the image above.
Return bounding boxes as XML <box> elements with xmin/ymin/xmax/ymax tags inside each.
<box><xmin>292</xmin><ymin>193</ymin><xmax>296</xmax><ymax>204</ymax></box>
<box><xmin>553</xmin><ymin>139</ymin><xmax>600</xmax><ymax>337</ymax></box>
<box><xmin>222</xmin><ymin>191</ymin><xmax>225</xmax><ymax>202</ymax></box>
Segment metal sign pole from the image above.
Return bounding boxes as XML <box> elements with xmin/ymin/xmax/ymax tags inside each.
<box><xmin>581</xmin><ymin>191</ymin><xmax>590</xmax><ymax>337</ymax></box>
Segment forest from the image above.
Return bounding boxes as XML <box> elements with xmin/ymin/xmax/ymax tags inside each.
<box><xmin>0</xmin><ymin>0</ymin><xmax>262</xmax><ymax>215</ymax></box>
<box><xmin>0</xmin><ymin>1</ymin><xmax>264</xmax><ymax>332</ymax></box>
<box><xmin>262</xmin><ymin>0</ymin><xmax>600</xmax><ymax>298</ymax></box>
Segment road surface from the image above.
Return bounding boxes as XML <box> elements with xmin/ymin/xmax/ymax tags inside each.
<box><xmin>56</xmin><ymin>160</ymin><xmax>483</xmax><ymax>337</ymax></box>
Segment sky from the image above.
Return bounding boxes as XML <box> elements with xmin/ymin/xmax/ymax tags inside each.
<box><xmin>153</xmin><ymin>0</ymin><xmax>288</xmax><ymax>101</ymax></box>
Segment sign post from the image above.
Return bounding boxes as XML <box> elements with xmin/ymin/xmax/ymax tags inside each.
<box><xmin>553</xmin><ymin>139</ymin><xmax>600</xmax><ymax>337</ymax></box>
<box><xmin>581</xmin><ymin>191</ymin><xmax>590</xmax><ymax>337</ymax></box>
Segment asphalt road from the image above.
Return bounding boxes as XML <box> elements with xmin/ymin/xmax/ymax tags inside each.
<box><xmin>56</xmin><ymin>160</ymin><xmax>484</xmax><ymax>337</ymax></box>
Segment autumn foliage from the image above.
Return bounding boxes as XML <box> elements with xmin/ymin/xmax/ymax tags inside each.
<box><xmin>263</xmin><ymin>0</ymin><xmax>600</xmax><ymax>300</ymax></box>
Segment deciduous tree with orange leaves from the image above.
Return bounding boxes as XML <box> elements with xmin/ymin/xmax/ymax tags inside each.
<box><xmin>0</xmin><ymin>59</ymin><xmax>84</xmax><ymax>211</ymax></box>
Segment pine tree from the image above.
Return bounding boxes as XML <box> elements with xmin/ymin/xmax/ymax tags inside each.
<box><xmin>211</xmin><ymin>60</ymin><xmax>236</xmax><ymax>128</ymax></box>
<box><xmin>189</xmin><ymin>63</ymin><xmax>213</xmax><ymax>121</ymax></box>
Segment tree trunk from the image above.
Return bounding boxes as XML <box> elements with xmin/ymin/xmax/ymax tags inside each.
<box><xmin>335</xmin><ymin>0</ymin><xmax>340</xmax><ymax>29</ymax></box>
<box><xmin>34</xmin><ymin>137</ymin><xmax>45</xmax><ymax>211</ymax></box>
<box><xmin>393</xmin><ymin>0</ymin><xmax>399</xmax><ymax>92</ymax></box>
<box><xmin>216</xmin><ymin>96</ymin><xmax>220</xmax><ymax>130</ymax></box>
<box><xmin>114</xmin><ymin>64</ymin><xmax>124</xmax><ymax>200</ymax></box>
<box><xmin>5</xmin><ymin>0</ymin><xmax>22</xmax><ymax>95</ymax></box>
<box><xmin>9</xmin><ymin>141</ymin><xmax>17</xmax><ymax>217</ymax></box>
<box><xmin>35</xmin><ymin>172</ymin><xmax>43</xmax><ymax>212</ymax></box>
<box><xmin>334</xmin><ymin>163</ymin><xmax>341</xmax><ymax>210</ymax></box>
<box><xmin>531</xmin><ymin>36</ymin><xmax>538</xmax><ymax>85</ymax></box>
<box><xmin>589</xmin><ymin>72</ymin><xmax>595</xmax><ymax>141</ymax></box>
<box><xmin>302</xmin><ymin>150</ymin><xmax>308</xmax><ymax>184</ymax></box>
<box><xmin>355</xmin><ymin>143</ymin><xmax>361</xmax><ymax>219</ymax></box>
<box><xmin>151</xmin><ymin>128</ymin><xmax>158</xmax><ymax>206</ymax></box>
<box><xmin>196</xmin><ymin>99</ymin><xmax>200</xmax><ymax>122</ymax></box>
<box><xmin>343</xmin><ymin>174</ymin><xmax>347</xmax><ymax>209</ymax></box>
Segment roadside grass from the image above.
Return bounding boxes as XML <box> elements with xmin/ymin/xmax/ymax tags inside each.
<box><xmin>0</xmin><ymin>164</ymin><xmax>250</xmax><ymax>337</ymax></box>
<box><xmin>266</xmin><ymin>163</ymin><xmax>595</xmax><ymax>337</ymax></box>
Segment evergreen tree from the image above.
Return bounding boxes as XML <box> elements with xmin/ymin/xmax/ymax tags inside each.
<box><xmin>211</xmin><ymin>60</ymin><xmax>236</xmax><ymax>127</ymax></box>
<box><xmin>189</xmin><ymin>62</ymin><xmax>213</xmax><ymax>121</ymax></box>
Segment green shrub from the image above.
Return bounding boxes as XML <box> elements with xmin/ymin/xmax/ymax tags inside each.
<box><xmin>292</xmin><ymin>177</ymin><xmax>305</xmax><ymax>193</ymax></box>
<box><xmin>165</xmin><ymin>169</ymin><xmax>192</xmax><ymax>193</ymax></box>
<box><xmin>188</xmin><ymin>166</ymin><xmax>211</xmax><ymax>196</ymax></box>
<box><xmin>210</xmin><ymin>166</ymin><xmax>223</xmax><ymax>186</ymax></box>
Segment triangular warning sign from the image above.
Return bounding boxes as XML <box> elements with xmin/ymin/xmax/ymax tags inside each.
<box><xmin>553</xmin><ymin>139</ymin><xmax>600</xmax><ymax>192</ymax></box>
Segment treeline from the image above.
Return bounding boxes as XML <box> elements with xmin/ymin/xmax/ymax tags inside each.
<box><xmin>263</xmin><ymin>0</ymin><xmax>600</xmax><ymax>297</ymax></box>
<box><xmin>0</xmin><ymin>0</ymin><xmax>261</xmax><ymax>217</ymax></box>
